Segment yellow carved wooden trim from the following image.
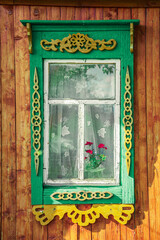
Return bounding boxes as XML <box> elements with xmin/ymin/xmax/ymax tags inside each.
<box><xmin>31</xmin><ymin>68</ymin><xmax>42</xmax><ymax>175</ymax></box>
<box><xmin>40</xmin><ymin>33</ymin><xmax>117</xmax><ymax>53</ymax></box>
<box><xmin>130</xmin><ymin>23</ymin><xmax>134</xmax><ymax>53</ymax></box>
<box><xmin>50</xmin><ymin>191</ymin><xmax>113</xmax><ymax>201</ymax></box>
<box><xmin>123</xmin><ymin>66</ymin><xmax>133</xmax><ymax>175</ymax></box>
<box><xmin>32</xmin><ymin>204</ymin><xmax>134</xmax><ymax>226</ymax></box>
<box><xmin>26</xmin><ymin>23</ymin><xmax>32</xmax><ymax>54</ymax></box>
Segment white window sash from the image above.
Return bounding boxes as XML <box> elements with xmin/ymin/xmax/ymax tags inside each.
<box><xmin>43</xmin><ymin>59</ymin><xmax>120</xmax><ymax>186</ymax></box>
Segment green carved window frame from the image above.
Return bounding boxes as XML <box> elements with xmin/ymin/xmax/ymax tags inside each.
<box><xmin>21</xmin><ymin>20</ymin><xmax>139</xmax><ymax>226</ymax></box>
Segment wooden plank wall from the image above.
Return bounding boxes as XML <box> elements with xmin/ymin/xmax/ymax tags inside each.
<box><xmin>0</xmin><ymin>5</ymin><xmax>160</xmax><ymax>240</ymax></box>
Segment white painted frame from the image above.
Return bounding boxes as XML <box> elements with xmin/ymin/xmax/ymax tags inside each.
<box><xmin>43</xmin><ymin>59</ymin><xmax>120</xmax><ymax>186</ymax></box>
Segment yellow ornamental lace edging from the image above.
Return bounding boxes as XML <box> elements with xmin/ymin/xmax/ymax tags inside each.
<box><xmin>123</xmin><ymin>66</ymin><xmax>133</xmax><ymax>175</ymax></box>
<box><xmin>50</xmin><ymin>191</ymin><xmax>113</xmax><ymax>201</ymax></box>
<box><xmin>40</xmin><ymin>33</ymin><xmax>117</xmax><ymax>53</ymax></box>
<box><xmin>31</xmin><ymin>68</ymin><xmax>42</xmax><ymax>175</ymax></box>
<box><xmin>32</xmin><ymin>204</ymin><xmax>134</xmax><ymax>227</ymax></box>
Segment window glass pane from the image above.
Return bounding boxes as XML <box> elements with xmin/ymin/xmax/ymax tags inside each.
<box><xmin>84</xmin><ymin>104</ymin><xmax>114</xmax><ymax>179</ymax></box>
<box><xmin>49</xmin><ymin>63</ymin><xmax>116</xmax><ymax>100</ymax></box>
<box><xmin>48</xmin><ymin>104</ymin><xmax>78</xmax><ymax>179</ymax></box>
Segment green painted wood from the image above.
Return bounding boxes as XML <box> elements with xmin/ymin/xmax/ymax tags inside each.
<box><xmin>43</xmin><ymin>186</ymin><xmax>122</xmax><ymax>205</ymax></box>
<box><xmin>32</xmin><ymin>25</ymin><xmax>134</xmax><ymax>32</ymax></box>
<box><xmin>21</xmin><ymin>19</ymin><xmax>140</xmax><ymax>26</ymax></box>
<box><xmin>30</xmin><ymin>45</ymin><xmax>44</xmax><ymax>205</ymax></box>
<box><xmin>120</xmin><ymin>31</ymin><xmax>135</xmax><ymax>204</ymax></box>
<box><xmin>23</xmin><ymin>20</ymin><xmax>139</xmax><ymax>205</ymax></box>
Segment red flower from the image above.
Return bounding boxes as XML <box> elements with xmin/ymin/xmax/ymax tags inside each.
<box><xmin>86</xmin><ymin>150</ymin><xmax>93</xmax><ymax>154</ymax></box>
<box><xmin>85</xmin><ymin>141</ymin><xmax>93</xmax><ymax>146</ymax></box>
<box><xmin>84</xmin><ymin>157</ymin><xmax>87</xmax><ymax>160</ymax></box>
<box><xmin>104</xmin><ymin>147</ymin><xmax>107</xmax><ymax>150</ymax></box>
<box><xmin>98</xmin><ymin>143</ymin><xmax>105</xmax><ymax>148</ymax></box>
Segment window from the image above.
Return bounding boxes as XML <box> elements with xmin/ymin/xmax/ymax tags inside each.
<box><xmin>44</xmin><ymin>59</ymin><xmax>120</xmax><ymax>186</ymax></box>
<box><xmin>21</xmin><ymin>19</ymin><xmax>139</xmax><ymax>226</ymax></box>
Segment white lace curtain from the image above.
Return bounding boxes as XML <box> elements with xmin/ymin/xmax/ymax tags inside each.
<box><xmin>47</xmin><ymin>63</ymin><xmax>116</xmax><ymax>180</ymax></box>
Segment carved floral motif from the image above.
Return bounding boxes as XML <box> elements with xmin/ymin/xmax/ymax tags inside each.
<box><xmin>40</xmin><ymin>33</ymin><xmax>117</xmax><ymax>53</ymax></box>
<box><xmin>32</xmin><ymin>204</ymin><xmax>134</xmax><ymax>226</ymax></box>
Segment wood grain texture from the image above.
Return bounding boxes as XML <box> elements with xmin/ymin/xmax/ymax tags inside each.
<box><xmin>0</xmin><ymin>4</ymin><xmax>160</xmax><ymax>240</ymax></box>
<box><xmin>146</xmin><ymin>8</ymin><xmax>160</xmax><ymax>240</ymax></box>
<box><xmin>78</xmin><ymin>223</ymin><xmax>92</xmax><ymax>240</ymax></box>
<box><xmin>14</xmin><ymin>5</ymin><xmax>33</xmax><ymax>240</ymax></box>
<box><xmin>0</xmin><ymin>5</ymin><xmax>2</xmax><ymax>239</ymax></box>
<box><xmin>132</xmin><ymin>7</ymin><xmax>150</xmax><ymax>240</ymax></box>
<box><xmin>75</xmin><ymin>7</ymin><xmax>82</xmax><ymax>20</ymax></box>
<box><xmin>46</xmin><ymin>6</ymin><xmax>61</xmax><ymax>20</ymax></box>
<box><xmin>105</xmin><ymin>218</ymin><xmax>121</xmax><ymax>240</ymax></box>
<box><xmin>103</xmin><ymin>7</ymin><xmax>117</xmax><ymax>20</ymax></box>
<box><xmin>30</xmin><ymin>5</ymin><xmax>48</xmax><ymax>240</ymax></box>
<box><xmin>81</xmin><ymin>7</ymin><xmax>89</xmax><ymax>20</ymax></box>
<box><xmin>63</xmin><ymin>215</ymin><xmax>78</xmax><ymax>240</ymax></box>
<box><xmin>48</xmin><ymin>216</ymin><xmax>63</xmax><ymax>240</ymax></box>
<box><xmin>92</xmin><ymin>216</ymin><xmax>106</xmax><ymax>240</ymax></box>
<box><xmin>1</xmin><ymin>5</ymin><xmax>16</xmax><ymax>240</ymax></box>
<box><xmin>118</xmin><ymin>8</ymin><xmax>135</xmax><ymax>240</ymax></box>
<box><xmin>95</xmin><ymin>7</ymin><xmax>103</xmax><ymax>20</ymax></box>
<box><xmin>1</xmin><ymin>0</ymin><xmax>160</xmax><ymax>7</ymax></box>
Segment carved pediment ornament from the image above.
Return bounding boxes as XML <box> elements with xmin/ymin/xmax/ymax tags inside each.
<box><xmin>40</xmin><ymin>33</ymin><xmax>117</xmax><ymax>53</ymax></box>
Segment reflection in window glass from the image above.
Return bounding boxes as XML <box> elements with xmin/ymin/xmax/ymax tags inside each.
<box><xmin>49</xmin><ymin>63</ymin><xmax>116</xmax><ymax>100</ymax></box>
<box><xmin>44</xmin><ymin>60</ymin><xmax>120</xmax><ymax>185</ymax></box>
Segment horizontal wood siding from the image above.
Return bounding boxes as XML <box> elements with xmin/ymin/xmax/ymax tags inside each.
<box><xmin>0</xmin><ymin>5</ymin><xmax>160</xmax><ymax>240</ymax></box>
